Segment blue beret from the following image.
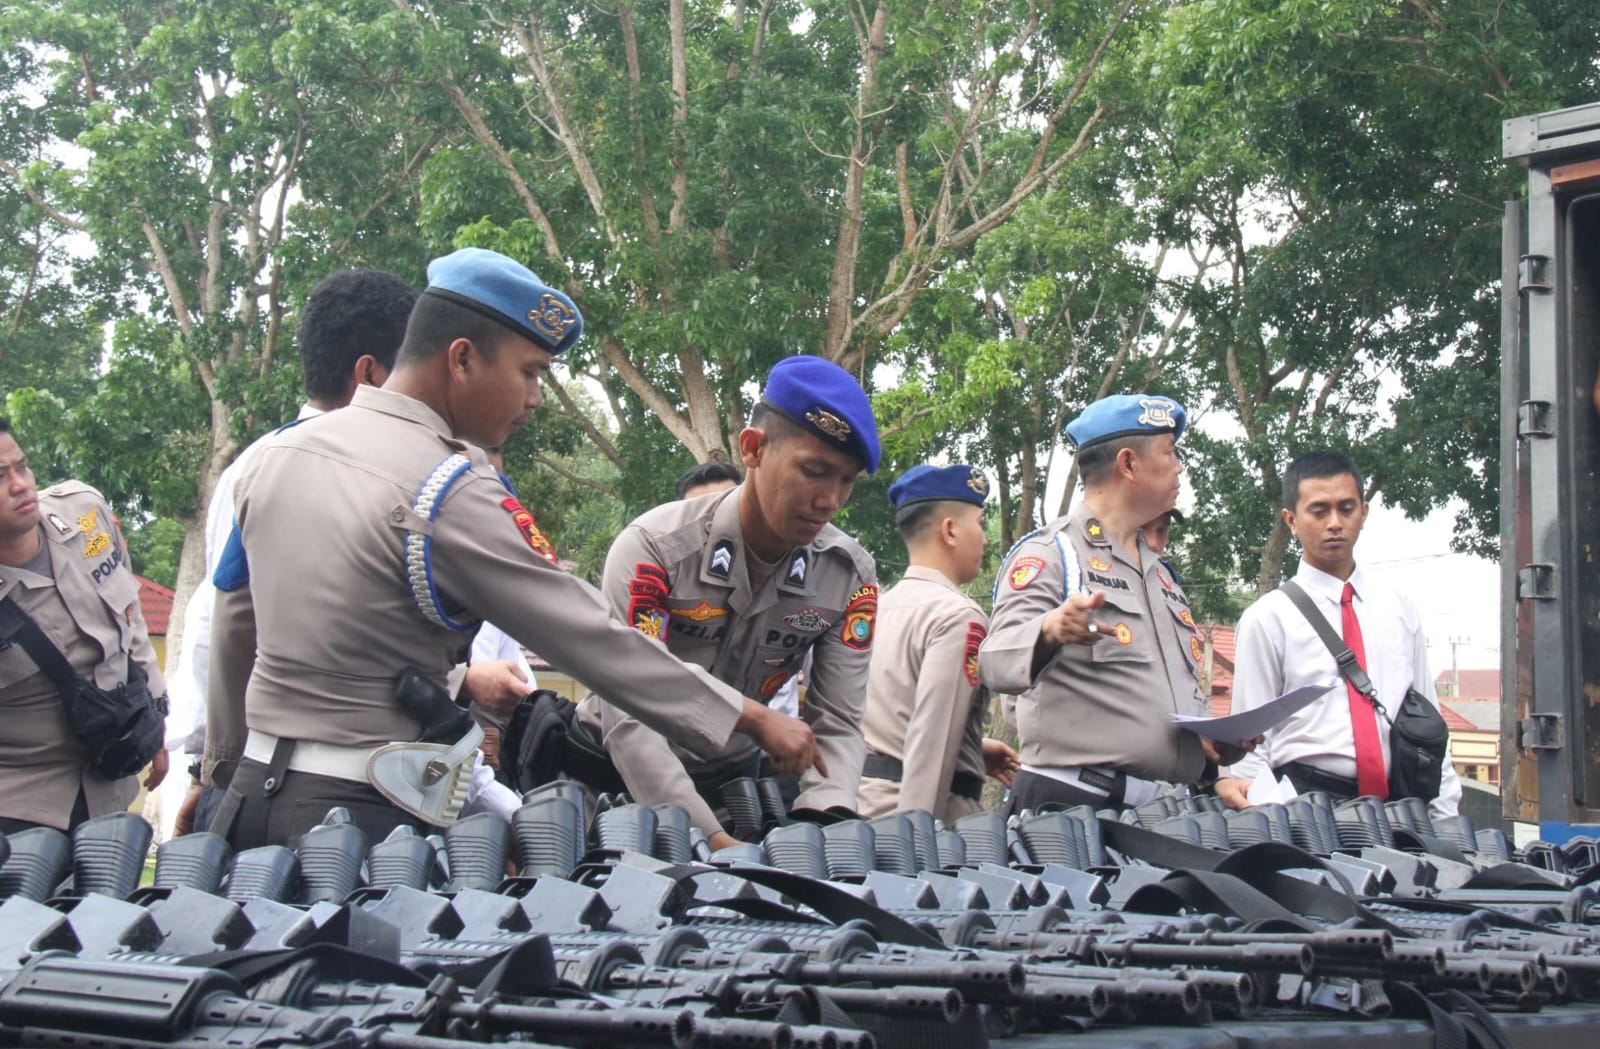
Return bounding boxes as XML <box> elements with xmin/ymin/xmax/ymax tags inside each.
<box><xmin>888</xmin><ymin>464</ymin><xmax>990</xmax><ymax>511</ymax></box>
<box><xmin>759</xmin><ymin>356</ymin><xmax>881</xmax><ymax>473</ymax></box>
<box><xmin>424</xmin><ymin>247</ymin><xmax>583</xmax><ymax>356</ymax></box>
<box><xmin>1065</xmin><ymin>393</ymin><xmax>1187</xmax><ymax>450</ymax></box>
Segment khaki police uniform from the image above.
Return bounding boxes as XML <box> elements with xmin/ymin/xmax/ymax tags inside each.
<box><xmin>857</xmin><ymin>566</ymin><xmax>988</xmax><ymax>823</ymax></box>
<box><xmin>0</xmin><ymin>482</ymin><xmax>167</xmax><ymax>830</ymax></box>
<box><xmin>575</xmin><ymin>486</ymin><xmax>876</xmax><ymax>836</ymax></box>
<box><xmin>979</xmin><ymin>502</ymin><xmax>1208</xmax><ymax>802</ymax></box>
<box><xmin>205</xmin><ymin>385</ymin><xmax>747</xmax><ymax>847</ymax></box>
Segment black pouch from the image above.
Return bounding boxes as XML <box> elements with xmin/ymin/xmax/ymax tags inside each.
<box><xmin>498</xmin><ymin>689</ymin><xmax>588</xmax><ymax>794</ymax></box>
<box><xmin>64</xmin><ymin>658</ymin><xmax>166</xmax><ymax>780</ymax></box>
<box><xmin>1386</xmin><ymin>686</ymin><xmax>1449</xmax><ymax>803</ymax></box>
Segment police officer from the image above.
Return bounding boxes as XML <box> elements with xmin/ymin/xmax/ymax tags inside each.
<box><xmin>858</xmin><ymin>464</ymin><xmax>1019</xmax><ymax>823</ymax></box>
<box><xmin>574</xmin><ymin>356</ymin><xmax>879</xmax><ymax>850</ymax></box>
<box><xmin>978</xmin><ymin>395</ymin><xmax>1250</xmax><ymax>813</ymax></box>
<box><xmin>0</xmin><ymin>419</ymin><xmax>168</xmax><ymax>833</ymax></box>
<box><xmin>205</xmin><ymin>248</ymin><xmax>820</xmax><ymax>849</ymax></box>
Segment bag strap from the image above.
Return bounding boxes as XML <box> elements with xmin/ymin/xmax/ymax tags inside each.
<box><xmin>0</xmin><ymin>592</ymin><xmax>80</xmax><ymax>695</ymax></box>
<box><xmin>1280</xmin><ymin>580</ymin><xmax>1381</xmax><ymax>705</ymax></box>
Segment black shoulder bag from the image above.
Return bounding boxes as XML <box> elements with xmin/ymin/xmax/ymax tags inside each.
<box><xmin>0</xmin><ymin>593</ymin><xmax>166</xmax><ymax>781</ymax></box>
<box><xmin>1280</xmin><ymin>580</ymin><xmax>1449</xmax><ymax>802</ymax></box>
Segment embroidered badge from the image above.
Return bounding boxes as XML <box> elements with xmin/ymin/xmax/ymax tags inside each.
<box><xmin>500</xmin><ymin>497</ymin><xmax>558</xmax><ymax>563</ymax></box>
<box><xmin>673</xmin><ymin>600</ymin><xmax>727</xmax><ymax>622</ymax></box>
<box><xmin>1008</xmin><ymin>556</ymin><xmax>1046</xmax><ymax>590</ymax></box>
<box><xmin>1088</xmin><ymin>557</ymin><xmax>1112</xmax><ymax>572</ymax></box>
<box><xmin>76</xmin><ymin>508</ymin><xmax>100</xmax><ymax>533</ymax></box>
<box><xmin>82</xmin><ymin>532</ymin><xmax>111</xmax><ymax>558</ymax></box>
<box><xmin>1113</xmin><ymin>622</ymin><xmax>1133</xmax><ymax>646</ymax></box>
<box><xmin>1178</xmin><ymin>608</ymin><xmax>1195</xmax><ymax>628</ymax></box>
<box><xmin>1158</xmin><ymin>567</ymin><xmax>1174</xmax><ymax>591</ymax></box>
<box><xmin>840</xmin><ymin>584</ymin><xmax>877</xmax><ymax>651</ymax></box>
<box><xmin>634</xmin><ymin>607</ymin><xmax>669</xmax><ymax>640</ymax></box>
<box><xmin>46</xmin><ymin>513</ymin><xmax>72</xmax><ymax>535</ymax></box>
<box><xmin>785</xmin><ymin>552</ymin><xmax>808</xmax><ymax>586</ymax></box>
<box><xmin>760</xmin><ymin>670</ymin><xmax>794</xmax><ymax>698</ymax></box>
<box><xmin>784</xmin><ymin>608</ymin><xmax>830</xmax><ymax>631</ymax></box>
<box><xmin>964</xmin><ymin>622</ymin><xmax>987</xmax><ymax>686</ymax></box>
<box><xmin>527</xmin><ymin>293</ymin><xmax>578</xmax><ymax>342</ymax></box>
<box><xmin>967</xmin><ymin>469</ymin><xmax>989</xmax><ymax>496</ymax></box>
<box><xmin>628</xmin><ymin>562</ymin><xmax>671</xmax><ymax>642</ymax></box>
<box><xmin>1190</xmin><ymin>635</ymin><xmax>1204</xmax><ymax>662</ymax></box>
<box><xmin>1084</xmin><ymin>519</ymin><xmax>1109</xmax><ymax>545</ymax></box>
<box><xmin>1137</xmin><ymin>397</ymin><xmax>1178</xmax><ymax>429</ymax></box>
<box><xmin>708</xmin><ymin>538</ymin><xmax>735</xmax><ymax>579</ymax></box>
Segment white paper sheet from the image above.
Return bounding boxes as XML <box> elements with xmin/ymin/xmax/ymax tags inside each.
<box><xmin>1171</xmin><ymin>679</ymin><xmax>1339</xmax><ymax>740</ymax></box>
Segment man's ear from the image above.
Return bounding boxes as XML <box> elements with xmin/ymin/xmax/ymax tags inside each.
<box><xmin>1116</xmin><ymin>445</ymin><xmax>1139</xmax><ymax>480</ymax></box>
<box><xmin>1280</xmin><ymin>505</ymin><xmax>1297</xmax><ymax>539</ymax></box>
<box><xmin>940</xmin><ymin>514</ymin><xmax>960</xmax><ymax>549</ymax></box>
<box><xmin>737</xmin><ymin>427</ymin><xmax>765</xmax><ymax>470</ymax></box>
<box><xmin>445</xmin><ymin>338</ymin><xmax>474</xmax><ymax>381</ymax></box>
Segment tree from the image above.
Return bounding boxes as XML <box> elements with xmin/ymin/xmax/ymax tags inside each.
<box><xmin>386</xmin><ymin>0</ymin><xmax>1139</xmax><ymax>474</ymax></box>
<box><xmin>0</xmin><ymin>0</ymin><xmax>440</xmax><ymax>667</ymax></box>
<box><xmin>1126</xmin><ymin>0</ymin><xmax>1598</xmax><ymax>593</ymax></box>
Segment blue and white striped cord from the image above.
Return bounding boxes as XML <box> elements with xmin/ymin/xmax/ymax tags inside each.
<box><xmin>406</xmin><ymin>453</ymin><xmax>474</xmax><ymax>632</ymax></box>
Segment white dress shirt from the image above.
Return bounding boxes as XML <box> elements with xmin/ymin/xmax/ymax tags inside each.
<box><xmin>1223</xmin><ymin>562</ymin><xmax>1461</xmax><ymax>821</ymax></box>
<box><xmin>469</xmin><ymin>622</ymin><xmax>537</xmax><ymax>690</ymax></box>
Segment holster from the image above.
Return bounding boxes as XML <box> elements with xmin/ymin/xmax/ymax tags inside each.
<box><xmin>366</xmin><ymin>723</ymin><xmax>484</xmax><ymax>827</ymax></box>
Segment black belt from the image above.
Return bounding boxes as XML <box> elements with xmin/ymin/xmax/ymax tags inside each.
<box><xmin>862</xmin><ymin>753</ymin><xmax>984</xmax><ymax>802</ymax></box>
<box><xmin>1275</xmin><ymin>760</ymin><xmax>1358</xmax><ymax>799</ymax></box>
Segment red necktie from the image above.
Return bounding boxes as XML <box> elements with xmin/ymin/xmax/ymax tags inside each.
<box><xmin>1341</xmin><ymin>582</ymin><xmax>1387</xmax><ymax>799</ymax></box>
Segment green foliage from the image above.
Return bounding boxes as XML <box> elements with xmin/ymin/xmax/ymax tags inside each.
<box><xmin>124</xmin><ymin>516</ymin><xmax>185</xmax><ymax>588</ymax></box>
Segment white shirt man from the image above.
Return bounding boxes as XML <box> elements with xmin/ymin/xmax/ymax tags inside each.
<box><xmin>1218</xmin><ymin>452</ymin><xmax>1460</xmax><ymax>821</ymax></box>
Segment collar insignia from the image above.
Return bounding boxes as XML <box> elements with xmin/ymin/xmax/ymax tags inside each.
<box><xmin>785</xmin><ymin>552</ymin><xmax>809</xmax><ymax>586</ymax></box>
<box><xmin>47</xmin><ymin>513</ymin><xmax>73</xmax><ymax>535</ymax></box>
<box><xmin>805</xmin><ymin>408</ymin><xmax>850</xmax><ymax>441</ymax></box>
<box><xmin>708</xmin><ymin>538</ymin><xmax>735</xmax><ymax>579</ymax></box>
<box><xmin>1084</xmin><ymin>518</ymin><xmax>1110</xmax><ymax>546</ymax></box>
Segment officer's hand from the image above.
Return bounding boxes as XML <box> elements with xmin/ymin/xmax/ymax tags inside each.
<box><xmin>1214</xmin><ymin>776</ymin><xmax>1252</xmax><ymax>810</ymax></box>
<box><xmin>462</xmin><ymin>660</ymin><xmax>532</xmax><ymax>717</ymax></box>
<box><xmin>1201</xmin><ymin>735</ymin><xmax>1263</xmax><ymax>767</ymax></box>
<box><xmin>738</xmin><ymin>700</ymin><xmax>827</xmax><ymax>779</ymax></box>
<box><xmin>982</xmin><ymin>737</ymin><xmax>1021</xmax><ymax>787</ymax></box>
<box><xmin>706</xmin><ymin>830</ymin><xmax>748</xmax><ymax>852</ymax></box>
<box><xmin>173</xmin><ymin>778</ymin><xmax>203</xmax><ymax>836</ymax></box>
<box><xmin>143</xmin><ymin>747</ymin><xmax>169</xmax><ymax>790</ymax></box>
<box><xmin>1040</xmin><ymin>590</ymin><xmax>1110</xmax><ymax>648</ymax></box>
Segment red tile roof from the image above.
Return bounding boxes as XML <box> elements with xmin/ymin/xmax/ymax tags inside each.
<box><xmin>1439</xmin><ymin>704</ymin><xmax>1477</xmax><ymax>733</ymax></box>
<box><xmin>1434</xmin><ymin>669</ymin><xmax>1500</xmax><ymax>699</ymax></box>
<box><xmin>1442</xmin><ymin>698</ymin><xmax>1500</xmax><ymax>732</ymax></box>
<box><xmin>136</xmin><ymin>576</ymin><xmax>174</xmax><ymax>635</ymax></box>
<box><xmin>1204</xmin><ymin>624</ymin><xmax>1236</xmax><ymax>715</ymax></box>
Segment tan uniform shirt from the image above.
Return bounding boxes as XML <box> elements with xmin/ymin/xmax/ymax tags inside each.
<box><xmin>978</xmin><ymin>502</ymin><xmax>1208</xmax><ymax>782</ymax></box>
<box><xmin>576</xmin><ymin>487</ymin><xmax>876</xmax><ymax>834</ymax></box>
<box><xmin>0</xmin><ymin>483</ymin><xmax>166</xmax><ymax>828</ymax></box>
<box><xmin>857</xmin><ymin>566</ymin><xmax>988</xmax><ymax>823</ymax></box>
<box><xmin>204</xmin><ymin>385</ymin><xmax>744</xmax><ymax>785</ymax></box>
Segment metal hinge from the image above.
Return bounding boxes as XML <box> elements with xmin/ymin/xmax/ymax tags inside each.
<box><xmin>1517</xmin><ymin>563</ymin><xmax>1556</xmax><ymax>600</ymax></box>
<box><xmin>1520</xmin><ymin>713</ymin><xmax>1563</xmax><ymax>751</ymax></box>
<box><xmin>1518</xmin><ymin>400</ymin><xmax>1554</xmax><ymax>438</ymax></box>
<box><xmin>1519</xmin><ymin>254</ymin><xmax>1552</xmax><ymax>293</ymax></box>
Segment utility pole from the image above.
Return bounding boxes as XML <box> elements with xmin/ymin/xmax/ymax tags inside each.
<box><xmin>1448</xmin><ymin>636</ymin><xmax>1470</xmax><ymax>697</ymax></box>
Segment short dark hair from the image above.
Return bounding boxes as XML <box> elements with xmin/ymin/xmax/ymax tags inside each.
<box><xmin>397</xmin><ymin>292</ymin><xmax>518</xmax><ymax>365</ymax></box>
<box><xmin>1077</xmin><ymin>434</ymin><xmax>1155</xmax><ymax>486</ymax></box>
<box><xmin>747</xmin><ymin>401</ymin><xmax>810</xmax><ymax>446</ymax></box>
<box><xmin>676</xmin><ymin>461</ymin><xmax>743</xmax><ymax>499</ymax></box>
<box><xmin>1282</xmin><ymin>450</ymin><xmax>1365</xmax><ymax>511</ymax></box>
<box><xmin>894</xmin><ymin>500</ymin><xmax>969</xmax><ymax>544</ymax></box>
<box><xmin>298</xmin><ymin>270</ymin><xmax>417</xmax><ymax>401</ymax></box>
<box><xmin>0</xmin><ymin>417</ymin><xmax>10</xmax><ymax>435</ymax></box>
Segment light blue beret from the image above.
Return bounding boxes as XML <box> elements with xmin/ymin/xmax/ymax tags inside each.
<box><xmin>1065</xmin><ymin>394</ymin><xmax>1187</xmax><ymax>450</ymax></box>
<box><xmin>424</xmin><ymin>247</ymin><xmax>583</xmax><ymax>356</ymax></box>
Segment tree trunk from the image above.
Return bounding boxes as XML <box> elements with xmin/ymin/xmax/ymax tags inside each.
<box><xmin>1255</xmin><ymin>511</ymin><xmax>1291</xmax><ymax>594</ymax></box>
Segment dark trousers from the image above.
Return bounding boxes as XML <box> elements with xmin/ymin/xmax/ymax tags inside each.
<box><xmin>0</xmin><ymin>790</ymin><xmax>91</xmax><ymax>836</ymax></box>
<box><xmin>211</xmin><ymin>758</ymin><xmax>424</xmax><ymax>851</ymax></box>
<box><xmin>192</xmin><ymin>784</ymin><xmax>225</xmax><ymax>834</ymax></box>
<box><xmin>1003</xmin><ymin>769</ymin><xmax>1126</xmax><ymax>818</ymax></box>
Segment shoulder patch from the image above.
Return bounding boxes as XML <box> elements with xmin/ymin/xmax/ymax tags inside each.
<box><xmin>840</xmin><ymin>584</ymin><xmax>878</xmax><ymax>651</ymax></box>
<box><xmin>500</xmin><ymin>497</ymin><xmax>558</xmax><ymax>564</ymax></box>
<box><xmin>963</xmin><ymin>621</ymin><xmax>987</xmax><ymax>686</ymax></box>
<box><xmin>1007</xmin><ymin>555</ymin><xmax>1046</xmax><ymax>590</ymax></box>
<box><xmin>628</xmin><ymin>562</ymin><xmax>672</xmax><ymax>642</ymax></box>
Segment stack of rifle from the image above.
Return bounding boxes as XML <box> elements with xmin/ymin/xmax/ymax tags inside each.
<box><xmin>4</xmin><ymin>781</ymin><xmax>1600</xmax><ymax>1048</ymax></box>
